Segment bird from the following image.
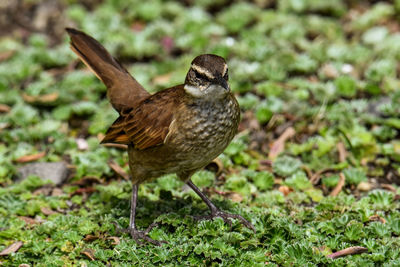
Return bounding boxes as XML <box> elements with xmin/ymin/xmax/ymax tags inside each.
<box><xmin>66</xmin><ymin>28</ymin><xmax>255</xmax><ymax>245</ymax></box>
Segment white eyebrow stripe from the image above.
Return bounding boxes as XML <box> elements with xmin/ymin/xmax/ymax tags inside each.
<box><xmin>191</xmin><ymin>64</ymin><xmax>214</xmax><ymax>79</ymax></box>
<box><xmin>222</xmin><ymin>63</ymin><xmax>228</xmax><ymax>76</ymax></box>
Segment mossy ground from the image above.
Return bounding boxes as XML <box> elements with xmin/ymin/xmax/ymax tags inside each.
<box><xmin>1</xmin><ymin>0</ymin><xmax>400</xmax><ymax>266</ymax></box>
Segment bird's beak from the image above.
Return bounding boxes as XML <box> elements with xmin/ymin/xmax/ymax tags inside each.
<box><xmin>217</xmin><ymin>77</ymin><xmax>230</xmax><ymax>91</ymax></box>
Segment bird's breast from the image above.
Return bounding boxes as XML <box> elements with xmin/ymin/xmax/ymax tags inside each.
<box><xmin>167</xmin><ymin>95</ymin><xmax>240</xmax><ymax>166</ymax></box>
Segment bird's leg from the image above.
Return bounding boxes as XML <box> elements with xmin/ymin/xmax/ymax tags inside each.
<box><xmin>115</xmin><ymin>183</ymin><xmax>167</xmax><ymax>246</ymax></box>
<box><xmin>186</xmin><ymin>179</ymin><xmax>256</xmax><ymax>233</ymax></box>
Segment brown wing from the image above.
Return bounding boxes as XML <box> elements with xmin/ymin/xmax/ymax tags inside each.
<box><xmin>101</xmin><ymin>85</ymin><xmax>185</xmax><ymax>150</ymax></box>
<box><xmin>66</xmin><ymin>28</ymin><xmax>150</xmax><ymax>112</ymax></box>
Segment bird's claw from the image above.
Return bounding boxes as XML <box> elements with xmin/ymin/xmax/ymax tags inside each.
<box><xmin>113</xmin><ymin>221</ymin><xmax>167</xmax><ymax>246</ymax></box>
<box><xmin>194</xmin><ymin>210</ymin><xmax>256</xmax><ymax>233</ymax></box>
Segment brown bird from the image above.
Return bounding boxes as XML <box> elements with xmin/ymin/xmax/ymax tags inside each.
<box><xmin>66</xmin><ymin>28</ymin><xmax>255</xmax><ymax>245</ymax></box>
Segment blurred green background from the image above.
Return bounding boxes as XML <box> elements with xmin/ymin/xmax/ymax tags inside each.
<box><xmin>1</xmin><ymin>0</ymin><xmax>400</xmax><ymax>266</ymax></box>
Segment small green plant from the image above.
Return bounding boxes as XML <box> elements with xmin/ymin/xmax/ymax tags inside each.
<box><xmin>273</xmin><ymin>156</ymin><xmax>302</xmax><ymax>177</ymax></box>
<box><xmin>343</xmin><ymin>168</ymin><xmax>367</xmax><ymax>185</ymax></box>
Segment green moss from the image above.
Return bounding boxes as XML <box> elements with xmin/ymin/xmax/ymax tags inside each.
<box><xmin>1</xmin><ymin>0</ymin><xmax>400</xmax><ymax>265</ymax></box>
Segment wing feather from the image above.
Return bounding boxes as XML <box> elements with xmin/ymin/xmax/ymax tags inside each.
<box><xmin>101</xmin><ymin>85</ymin><xmax>185</xmax><ymax>150</ymax></box>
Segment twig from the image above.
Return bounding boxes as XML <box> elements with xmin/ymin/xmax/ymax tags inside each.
<box><xmin>337</xmin><ymin>127</ymin><xmax>353</xmax><ymax>152</ymax></box>
<box><xmin>336</xmin><ymin>142</ymin><xmax>347</xmax><ymax>163</ymax></box>
<box><xmin>330</xmin><ymin>173</ymin><xmax>345</xmax><ymax>196</ymax></box>
<box><xmin>301</xmin><ymin>165</ymin><xmax>313</xmax><ymax>180</ymax></box>
<box><xmin>108</xmin><ymin>160</ymin><xmax>130</xmax><ymax>180</ymax></box>
<box><xmin>0</xmin><ymin>241</ymin><xmax>23</xmax><ymax>256</ymax></box>
<box><xmin>102</xmin><ymin>143</ymin><xmax>128</xmax><ymax>150</ymax></box>
<box><xmin>268</xmin><ymin>127</ymin><xmax>295</xmax><ymax>160</ymax></box>
<box><xmin>327</xmin><ymin>246</ymin><xmax>368</xmax><ymax>259</ymax></box>
<box><xmin>14</xmin><ymin>151</ymin><xmax>46</xmax><ymax>163</ymax></box>
<box><xmin>381</xmin><ymin>183</ymin><xmax>396</xmax><ymax>193</ymax></box>
<box><xmin>309</xmin><ymin>168</ymin><xmax>335</xmax><ymax>185</ymax></box>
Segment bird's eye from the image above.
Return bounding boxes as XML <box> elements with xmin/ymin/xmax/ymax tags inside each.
<box><xmin>223</xmin><ymin>71</ymin><xmax>229</xmax><ymax>80</ymax></box>
<box><xmin>194</xmin><ymin>70</ymin><xmax>203</xmax><ymax>80</ymax></box>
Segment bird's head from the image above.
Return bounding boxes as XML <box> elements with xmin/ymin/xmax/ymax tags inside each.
<box><xmin>184</xmin><ymin>54</ymin><xmax>230</xmax><ymax>99</ymax></box>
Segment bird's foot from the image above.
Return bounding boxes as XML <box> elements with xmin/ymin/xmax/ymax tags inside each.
<box><xmin>194</xmin><ymin>209</ymin><xmax>256</xmax><ymax>233</ymax></box>
<box><xmin>114</xmin><ymin>222</ymin><xmax>167</xmax><ymax>246</ymax></box>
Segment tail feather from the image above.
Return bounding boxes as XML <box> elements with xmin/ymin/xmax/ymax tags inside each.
<box><xmin>66</xmin><ymin>28</ymin><xmax>149</xmax><ymax>112</ymax></box>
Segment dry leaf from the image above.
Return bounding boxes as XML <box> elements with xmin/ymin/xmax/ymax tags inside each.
<box><xmin>83</xmin><ymin>235</ymin><xmax>99</xmax><ymax>242</ymax></box>
<box><xmin>81</xmin><ymin>248</ymin><xmax>96</xmax><ymax>261</ymax></box>
<box><xmin>259</xmin><ymin>159</ymin><xmax>273</xmax><ymax>167</ymax></box>
<box><xmin>360</xmin><ymin>158</ymin><xmax>369</xmax><ymax>166</ymax></box>
<box><xmin>33</xmin><ymin>185</ymin><xmax>53</xmax><ymax>196</ymax></box>
<box><xmin>22</xmin><ymin>92</ymin><xmax>59</xmax><ymax>104</ymax></box>
<box><xmin>228</xmin><ymin>192</ymin><xmax>243</xmax><ymax>202</ymax></box>
<box><xmin>56</xmin><ymin>207</ymin><xmax>67</xmax><ymax>214</ymax></box>
<box><xmin>0</xmin><ymin>50</ymin><xmax>15</xmax><ymax>62</ymax></box>
<box><xmin>107</xmin><ymin>236</ymin><xmax>120</xmax><ymax>246</ymax></box>
<box><xmin>330</xmin><ymin>173</ymin><xmax>345</xmax><ymax>196</ymax></box>
<box><xmin>153</xmin><ymin>73</ymin><xmax>172</xmax><ymax>85</ymax></box>
<box><xmin>108</xmin><ymin>160</ymin><xmax>129</xmax><ymax>180</ymax></box>
<box><xmin>51</xmin><ymin>188</ymin><xmax>64</xmax><ymax>196</ymax></box>
<box><xmin>279</xmin><ymin>185</ymin><xmax>293</xmax><ymax>196</ymax></box>
<box><xmin>369</xmin><ymin>215</ymin><xmax>386</xmax><ymax>224</ymax></box>
<box><xmin>321</xmin><ymin>63</ymin><xmax>339</xmax><ymax>79</ymax></box>
<box><xmin>73</xmin><ymin>187</ymin><xmax>96</xmax><ymax>195</ymax></box>
<box><xmin>0</xmin><ymin>104</ymin><xmax>11</xmax><ymax>113</ymax></box>
<box><xmin>40</xmin><ymin>207</ymin><xmax>56</xmax><ymax>216</ymax></box>
<box><xmin>15</xmin><ymin>151</ymin><xmax>46</xmax><ymax>163</ymax></box>
<box><xmin>268</xmin><ymin>127</ymin><xmax>295</xmax><ymax>160</ymax></box>
<box><xmin>327</xmin><ymin>246</ymin><xmax>368</xmax><ymax>259</ymax></box>
<box><xmin>131</xmin><ymin>21</ymin><xmax>145</xmax><ymax>32</ymax></box>
<box><xmin>0</xmin><ymin>241</ymin><xmax>23</xmax><ymax>256</ymax></box>
<box><xmin>18</xmin><ymin>216</ymin><xmax>37</xmax><ymax>225</ymax></box>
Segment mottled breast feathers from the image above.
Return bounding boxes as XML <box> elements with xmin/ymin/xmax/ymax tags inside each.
<box><xmin>101</xmin><ymin>85</ymin><xmax>185</xmax><ymax>150</ymax></box>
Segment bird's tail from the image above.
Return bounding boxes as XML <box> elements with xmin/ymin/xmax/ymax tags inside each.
<box><xmin>66</xmin><ymin>28</ymin><xmax>149</xmax><ymax>112</ymax></box>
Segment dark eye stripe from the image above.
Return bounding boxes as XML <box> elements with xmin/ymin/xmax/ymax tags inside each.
<box><xmin>194</xmin><ymin>70</ymin><xmax>203</xmax><ymax>79</ymax></box>
<box><xmin>193</xmin><ymin>69</ymin><xmax>211</xmax><ymax>81</ymax></box>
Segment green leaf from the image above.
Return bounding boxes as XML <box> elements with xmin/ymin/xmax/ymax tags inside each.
<box><xmin>252</xmin><ymin>171</ymin><xmax>274</xmax><ymax>191</ymax></box>
<box><xmin>284</xmin><ymin>171</ymin><xmax>312</xmax><ymax>191</ymax></box>
<box><xmin>255</xmin><ymin>103</ymin><xmax>273</xmax><ymax>124</ymax></box>
<box><xmin>225</xmin><ymin>175</ymin><xmax>252</xmax><ymax>196</ymax></box>
<box><xmin>322</xmin><ymin>175</ymin><xmax>340</xmax><ymax>188</ymax></box>
<box><xmin>192</xmin><ymin>170</ymin><xmax>215</xmax><ymax>188</ymax></box>
<box><xmin>334</xmin><ymin>76</ymin><xmax>357</xmax><ymax>97</ymax></box>
<box><xmin>343</xmin><ymin>168</ymin><xmax>367</xmax><ymax>185</ymax></box>
<box><xmin>273</xmin><ymin>156</ymin><xmax>302</xmax><ymax>177</ymax></box>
